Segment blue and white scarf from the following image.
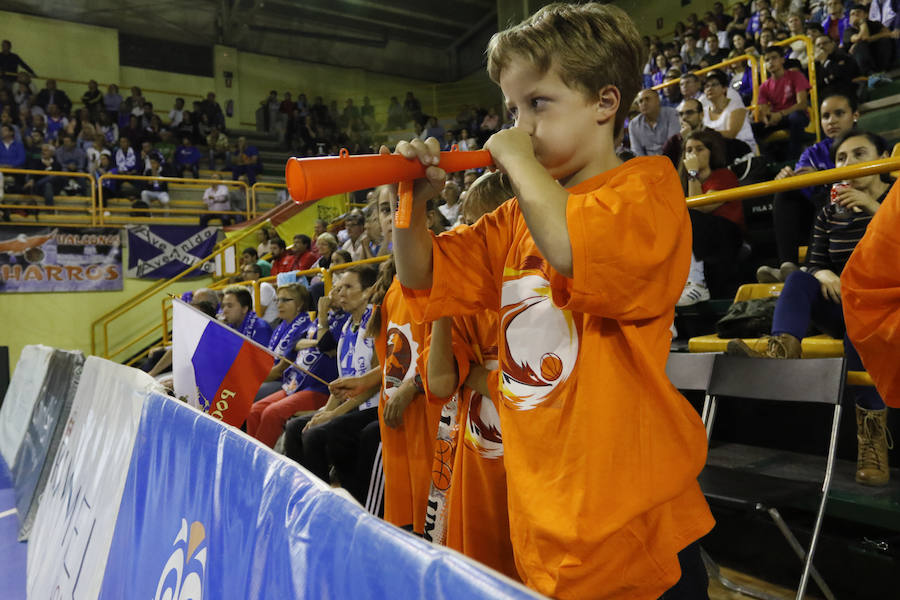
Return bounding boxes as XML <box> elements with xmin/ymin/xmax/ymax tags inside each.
<box><xmin>337</xmin><ymin>305</ymin><xmax>378</xmax><ymax>410</ymax></box>
<box><xmin>237</xmin><ymin>310</ymin><xmax>262</xmax><ymax>340</ymax></box>
<box><xmin>268</xmin><ymin>312</ymin><xmax>311</xmax><ymax>362</ymax></box>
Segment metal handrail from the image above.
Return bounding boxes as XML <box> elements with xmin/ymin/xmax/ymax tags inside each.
<box><xmin>250</xmin><ymin>181</ymin><xmax>287</xmax><ymax>219</ymax></box>
<box><xmin>0</xmin><ymin>166</ymin><xmax>97</xmax><ymax>224</ymax></box>
<box><xmin>323</xmin><ymin>255</ymin><xmax>390</xmax><ymax>293</ymax></box>
<box><xmin>90</xmin><ymin>218</ymin><xmax>270</xmax><ymax>359</ymax></box>
<box><xmin>651</xmin><ymin>53</ymin><xmax>761</xmax><ymax>120</ymax></box>
<box><xmin>97</xmin><ymin>173</ymin><xmax>251</xmax><ymax>224</ymax></box>
<box><xmin>686</xmin><ymin>157</ymin><xmax>900</xmax><ymax>208</ymax></box>
<box><xmin>0</xmin><ymin>71</ymin><xmax>204</xmax><ymax>100</ymax></box>
<box><xmin>767</xmin><ymin>35</ymin><xmax>821</xmax><ymax>142</ymax></box>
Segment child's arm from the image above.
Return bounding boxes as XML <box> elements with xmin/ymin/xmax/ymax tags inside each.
<box><xmin>463</xmin><ymin>363</ymin><xmax>493</xmax><ymax>398</ymax></box>
<box><xmin>388</xmin><ymin>139</ymin><xmax>447</xmax><ymax>289</ymax></box>
<box><xmin>426</xmin><ymin>317</ymin><xmax>459</xmax><ymax>399</ymax></box>
<box><xmin>485</xmin><ymin>128</ymin><xmax>574</xmax><ymax>277</ymax></box>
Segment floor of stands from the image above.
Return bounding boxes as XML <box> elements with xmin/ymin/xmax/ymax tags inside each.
<box><xmin>0</xmin><ymin>458</ymin><xmax>26</xmax><ymax>600</ymax></box>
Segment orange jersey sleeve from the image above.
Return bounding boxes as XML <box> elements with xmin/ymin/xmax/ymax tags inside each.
<box><xmin>404</xmin><ymin>157</ymin><xmax>713</xmax><ymax>599</ymax></box>
<box><xmin>842</xmin><ymin>180</ymin><xmax>900</xmax><ymax>407</ymax></box>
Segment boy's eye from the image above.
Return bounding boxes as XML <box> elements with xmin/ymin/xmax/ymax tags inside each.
<box><xmin>531</xmin><ymin>98</ymin><xmax>547</xmax><ymax>110</ymax></box>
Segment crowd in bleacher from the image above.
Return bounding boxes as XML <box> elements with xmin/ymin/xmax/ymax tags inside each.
<box><xmin>258</xmin><ymin>87</ymin><xmax>505</xmax><ymax>157</ymax></box>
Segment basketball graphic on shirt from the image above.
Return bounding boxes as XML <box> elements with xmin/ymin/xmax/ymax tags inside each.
<box><xmin>463</xmin><ymin>391</ymin><xmax>503</xmax><ymax>459</ymax></box>
<box><xmin>432</xmin><ymin>438</ymin><xmax>454</xmax><ymax>490</ymax></box>
<box><xmin>499</xmin><ymin>272</ymin><xmax>579</xmax><ymax>410</ymax></box>
<box><xmin>384</xmin><ymin>321</ymin><xmax>419</xmax><ymax>397</ymax></box>
<box><xmin>539</xmin><ymin>353</ymin><xmax>563</xmax><ymax>381</ymax></box>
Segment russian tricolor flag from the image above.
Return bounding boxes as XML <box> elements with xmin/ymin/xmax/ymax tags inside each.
<box><xmin>172</xmin><ymin>298</ymin><xmax>273</xmax><ymax>427</ymax></box>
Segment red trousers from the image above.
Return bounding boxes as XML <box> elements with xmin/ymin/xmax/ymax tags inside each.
<box><xmin>247</xmin><ymin>389</ymin><xmax>329</xmax><ymax>447</ymax></box>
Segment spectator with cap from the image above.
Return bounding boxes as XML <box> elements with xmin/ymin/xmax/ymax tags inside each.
<box><xmin>629</xmin><ymin>88</ymin><xmax>680</xmax><ymax>156</ymax></box>
<box><xmin>845</xmin><ymin>4</ymin><xmax>899</xmax><ymax>77</ymax></box>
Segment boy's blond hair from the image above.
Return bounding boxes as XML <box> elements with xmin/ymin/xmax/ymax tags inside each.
<box><xmin>462</xmin><ymin>172</ymin><xmax>514</xmax><ymax>222</ymax></box>
<box><xmin>486</xmin><ymin>2</ymin><xmax>646</xmax><ymax>136</ymax></box>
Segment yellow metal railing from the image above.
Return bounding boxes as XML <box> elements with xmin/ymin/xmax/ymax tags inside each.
<box><xmin>91</xmin><ymin>219</ymin><xmax>270</xmax><ymax>361</ymax></box>
<box><xmin>687</xmin><ymin>157</ymin><xmax>900</xmax><ymax>208</ymax></box>
<box><xmin>322</xmin><ymin>255</ymin><xmax>390</xmax><ymax>293</ymax></box>
<box><xmin>766</xmin><ymin>35</ymin><xmax>821</xmax><ymax>142</ymax></box>
<box><xmin>652</xmin><ymin>54</ymin><xmax>761</xmax><ymax>120</ymax></box>
<box><xmin>0</xmin><ymin>167</ymin><xmax>97</xmax><ymax>224</ymax></box>
<box><xmin>97</xmin><ymin>173</ymin><xmax>251</xmax><ymax>224</ymax></box>
<box><xmin>251</xmin><ymin>181</ymin><xmax>287</xmax><ymax>217</ymax></box>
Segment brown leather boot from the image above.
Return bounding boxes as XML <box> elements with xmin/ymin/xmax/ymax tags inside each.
<box><xmin>764</xmin><ymin>333</ymin><xmax>801</xmax><ymax>358</ymax></box>
<box><xmin>856</xmin><ymin>406</ymin><xmax>893</xmax><ymax>486</ymax></box>
<box><xmin>726</xmin><ymin>338</ymin><xmax>766</xmax><ymax>358</ymax></box>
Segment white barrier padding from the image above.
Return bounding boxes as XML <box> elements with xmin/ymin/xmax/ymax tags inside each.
<box><xmin>27</xmin><ymin>356</ymin><xmax>159</xmax><ymax>600</ymax></box>
<box><xmin>0</xmin><ymin>345</ymin><xmax>54</xmax><ymax>466</ymax></box>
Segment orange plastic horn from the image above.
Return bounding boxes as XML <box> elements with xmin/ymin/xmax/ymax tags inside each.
<box><xmin>285</xmin><ymin>147</ymin><xmax>493</xmax><ymax>228</ymax></box>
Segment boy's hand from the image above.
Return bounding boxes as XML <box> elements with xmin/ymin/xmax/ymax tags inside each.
<box><xmin>484</xmin><ymin>128</ymin><xmax>537</xmax><ymax>176</ymax></box>
<box><xmin>380</xmin><ymin>138</ymin><xmax>446</xmax><ymax>207</ymax></box>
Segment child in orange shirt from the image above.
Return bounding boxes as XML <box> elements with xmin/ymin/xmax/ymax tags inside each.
<box><xmin>424</xmin><ymin>172</ymin><xmax>518</xmax><ymax>579</ymax></box>
<box><xmin>391</xmin><ymin>4</ymin><xmax>714</xmax><ymax>599</ymax></box>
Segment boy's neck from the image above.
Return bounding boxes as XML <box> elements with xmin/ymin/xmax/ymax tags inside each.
<box><xmin>558</xmin><ymin>151</ymin><xmax>624</xmax><ymax>189</ymax></box>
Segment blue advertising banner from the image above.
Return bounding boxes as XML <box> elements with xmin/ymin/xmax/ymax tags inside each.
<box><xmin>126</xmin><ymin>225</ymin><xmax>217</xmax><ymax>279</ymax></box>
<box><xmin>100</xmin><ymin>394</ymin><xmax>536</xmax><ymax>600</ymax></box>
<box><xmin>0</xmin><ymin>227</ymin><xmax>123</xmax><ymax>293</ymax></box>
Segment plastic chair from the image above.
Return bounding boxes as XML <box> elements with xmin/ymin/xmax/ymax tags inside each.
<box><xmin>700</xmin><ymin>354</ymin><xmax>846</xmax><ymax>600</ymax></box>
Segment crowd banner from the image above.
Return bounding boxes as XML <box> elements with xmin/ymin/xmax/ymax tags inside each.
<box><xmin>126</xmin><ymin>224</ymin><xmax>218</xmax><ymax>279</ymax></box>
<box><xmin>27</xmin><ymin>357</ymin><xmax>160</xmax><ymax>600</ymax></box>
<box><xmin>12</xmin><ymin>349</ymin><xmax>84</xmax><ymax>541</ymax></box>
<box><xmin>98</xmin><ymin>393</ymin><xmax>538</xmax><ymax>599</ymax></box>
<box><xmin>0</xmin><ymin>226</ymin><xmax>123</xmax><ymax>292</ymax></box>
<box><xmin>0</xmin><ymin>345</ymin><xmax>54</xmax><ymax>465</ymax></box>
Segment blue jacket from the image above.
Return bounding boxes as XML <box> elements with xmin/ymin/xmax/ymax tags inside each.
<box><xmin>176</xmin><ymin>145</ymin><xmax>201</xmax><ymax>165</ymax></box>
<box><xmin>0</xmin><ymin>139</ymin><xmax>25</xmax><ymax>167</ymax></box>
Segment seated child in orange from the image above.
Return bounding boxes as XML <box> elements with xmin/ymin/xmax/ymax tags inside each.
<box><xmin>392</xmin><ymin>5</ymin><xmax>714</xmax><ymax>599</ymax></box>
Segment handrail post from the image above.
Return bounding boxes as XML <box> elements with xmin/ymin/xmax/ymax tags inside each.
<box><xmin>253</xmin><ymin>279</ymin><xmax>261</xmax><ymax>311</ymax></box>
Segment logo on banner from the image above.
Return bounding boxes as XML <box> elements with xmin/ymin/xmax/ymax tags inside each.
<box><xmin>154</xmin><ymin>519</ymin><xmax>207</xmax><ymax>600</ymax></box>
<box><xmin>126</xmin><ymin>225</ymin><xmax>217</xmax><ymax>279</ymax></box>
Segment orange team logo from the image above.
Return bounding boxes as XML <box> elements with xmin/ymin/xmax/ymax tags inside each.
<box><xmin>499</xmin><ymin>265</ymin><xmax>579</xmax><ymax>410</ymax></box>
<box><xmin>154</xmin><ymin>519</ymin><xmax>207</xmax><ymax>600</ymax></box>
<box><xmin>384</xmin><ymin>321</ymin><xmax>419</xmax><ymax>396</ymax></box>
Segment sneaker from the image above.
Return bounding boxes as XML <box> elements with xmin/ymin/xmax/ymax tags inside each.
<box><xmin>677</xmin><ymin>282</ymin><xmax>710</xmax><ymax>307</ymax></box>
<box><xmin>779</xmin><ymin>261</ymin><xmax>799</xmax><ymax>281</ymax></box>
<box><xmin>756</xmin><ymin>265</ymin><xmax>783</xmax><ymax>283</ymax></box>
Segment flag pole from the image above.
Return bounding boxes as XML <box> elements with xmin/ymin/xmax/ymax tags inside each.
<box><xmin>173</xmin><ymin>297</ymin><xmax>332</xmax><ymax>387</ymax></box>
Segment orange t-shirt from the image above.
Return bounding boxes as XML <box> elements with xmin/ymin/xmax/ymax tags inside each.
<box><xmin>440</xmin><ymin>311</ymin><xmax>518</xmax><ymax>580</ymax></box>
<box><xmin>375</xmin><ymin>279</ymin><xmax>441</xmax><ymax>533</ymax></box>
<box><xmin>403</xmin><ymin>156</ymin><xmax>714</xmax><ymax>599</ymax></box>
<box><xmin>842</xmin><ymin>180</ymin><xmax>900</xmax><ymax>408</ymax></box>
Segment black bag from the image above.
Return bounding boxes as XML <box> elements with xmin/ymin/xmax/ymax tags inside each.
<box><xmin>715</xmin><ymin>297</ymin><xmax>778</xmax><ymax>338</ymax></box>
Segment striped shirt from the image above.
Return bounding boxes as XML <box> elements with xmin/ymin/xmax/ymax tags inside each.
<box><xmin>807</xmin><ymin>188</ymin><xmax>889</xmax><ymax>275</ymax></box>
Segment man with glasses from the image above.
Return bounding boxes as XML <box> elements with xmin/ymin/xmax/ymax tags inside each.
<box><xmin>663</xmin><ymin>97</ymin><xmax>752</xmax><ymax>168</ymax></box>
